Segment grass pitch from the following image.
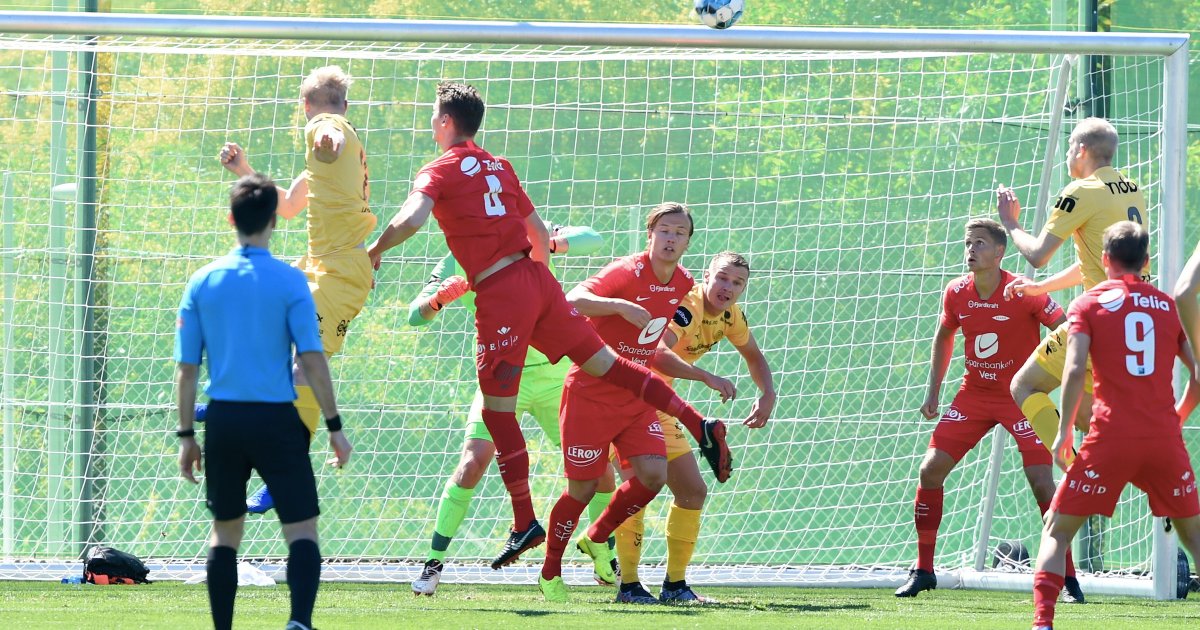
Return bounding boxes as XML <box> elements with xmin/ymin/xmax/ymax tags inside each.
<box><xmin>2</xmin><ymin>581</ymin><xmax>1199</xmax><ymax>629</ymax></box>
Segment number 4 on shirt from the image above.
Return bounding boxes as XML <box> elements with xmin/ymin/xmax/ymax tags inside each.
<box><xmin>484</xmin><ymin>174</ymin><xmax>506</xmax><ymax>216</ymax></box>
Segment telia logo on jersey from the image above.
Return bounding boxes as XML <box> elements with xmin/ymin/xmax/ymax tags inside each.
<box><xmin>1130</xmin><ymin>292</ymin><xmax>1171</xmax><ymax>312</ymax></box>
<box><xmin>942</xmin><ymin>406</ymin><xmax>967</xmax><ymax>422</ymax></box>
<box><xmin>566</xmin><ymin>445</ymin><xmax>604</xmax><ymax>467</ymax></box>
<box><xmin>1098</xmin><ymin>288</ymin><xmax>1126</xmax><ymax>312</ymax></box>
<box><xmin>459</xmin><ymin>156</ymin><xmax>481</xmax><ymax>176</ymax></box>
<box><xmin>974</xmin><ymin>332</ymin><xmax>999</xmax><ymax>359</ymax></box>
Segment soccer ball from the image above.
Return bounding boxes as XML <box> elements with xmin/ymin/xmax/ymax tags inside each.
<box><xmin>694</xmin><ymin>0</ymin><xmax>744</xmax><ymax>30</ymax></box>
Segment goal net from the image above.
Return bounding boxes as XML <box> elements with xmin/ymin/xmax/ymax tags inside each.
<box><xmin>0</xmin><ymin>17</ymin><xmax>1190</xmax><ymax>595</ymax></box>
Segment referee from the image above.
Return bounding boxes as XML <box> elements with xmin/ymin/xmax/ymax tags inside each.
<box><xmin>175</xmin><ymin>173</ymin><xmax>352</xmax><ymax>630</ymax></box>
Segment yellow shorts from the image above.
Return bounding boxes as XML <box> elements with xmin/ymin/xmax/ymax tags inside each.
<box><xmin>657</xmin><ymin>411</ymin><xmax>693</xmax><ymax>462</ymax></box>
<box><xmin>295</xmin><ymin>249</ymin><xmax>372</xmax><ymax>356</ymax></box>
<box><xmin>1032</xmin><ymin>321</ymin><xmax>1094</xmax><ymax>394</ymax></box>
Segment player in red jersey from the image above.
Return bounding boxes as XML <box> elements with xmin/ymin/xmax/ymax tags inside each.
<box><xmin>1032</xmin><ymin>222</ymin><xmax>1200</xmax><ymax>630</ymax></box>
<box><xmin>368</xmin><ymin>83</ymin><xmax>728</xmax><ymax>569</ymax></box>
<box><xmin>538</xmin><ymin>202</ymin><xmax>703</xmax><ymax>602</ymax></box>
<box><xmin>896</xmin><ymin>219</ymin><xmax>1074</xmax><ymax>599</ymax></box>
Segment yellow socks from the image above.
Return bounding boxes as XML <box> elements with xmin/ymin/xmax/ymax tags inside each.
<box><xmin>1022</xmin><ymin>392</ymin><xmax>1075</xmax><ymax>466</ymax></box>
<box><xmin>294</xmin><ymin>385</ymin><xmax>321</xmax><ymax>442</ymax></box>
<box><xmin>665</xmin><ymin>505</ymin><xmax>702</xmax><ymax>583</ymax></box>
<box><xmin>615</xmin><ymin>508</ymin><xmax>645</xmax><ymax>584</ymax></box>
<box><xmin>1021</xmin><ymin>392</ymin><xmax>1062</xmax><ymax>451</ymax></box>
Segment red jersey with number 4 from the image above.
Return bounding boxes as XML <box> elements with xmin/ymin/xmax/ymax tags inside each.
<box><xmin>940</xmin><ymin>270</ymin><xmax>1063</xmax><ymax>397</ymax></box>
<box><xmin>1068</xmin><ymin>276</ymin><xmax>1186</xmax><ymax>439</ymax></box>
<box><xmin>564</xmin><ymin>252</ymin><xmax>694</xmax><ymax>398</ymax></box>
<box><xmin>412</xmin><ymin>140</ymin><xmax>536</xmax><ymax>282</ymax></box>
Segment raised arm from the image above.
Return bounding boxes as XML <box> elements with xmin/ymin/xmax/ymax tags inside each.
<box><xmin>368</xmin><ymin>191</ymin><xmax>434</xmax><ymax>269</ymax></box>
<box><xmin>996</xmin><ymin>184</ymin><xmax>1066</xmax><ymax>268</ymax></box>
<box><xmin>733</xmin><ymin>331</ymin><xmax>776</xmax><ymax>428</ymax></box>
<box><xmin>550</xmin><ymin>225</ymin><xmax>604</xmax><ymax>256</ymax></box>
<box><xmin>218</xmin><ymin>142</ymin><xmax>309</xmax><ymax>219</ymax></box>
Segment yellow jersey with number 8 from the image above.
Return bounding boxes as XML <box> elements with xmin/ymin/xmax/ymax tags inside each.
<box><xmin>303</xmin><ymin>112</ymin><xmax>376</xmax><ymax>257</ymax></box>
<box><xmin>1043</xmin><ymin>165</ymin><xmax>1148</xmax><ymax>289</ymax></box>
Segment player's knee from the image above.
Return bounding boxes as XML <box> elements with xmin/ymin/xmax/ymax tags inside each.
<box><xmin>454</xmin><ymin>441</ymin><xmax>495</xmax><ymax>488</ymax></box>
<box><xmin>637</xmin><ymin>468</ymin><xmax>667</xmax><ymax>491</ymax></box>
<box><xmin>917</xmin><ymin>452</ymin><xmax>952</xmax><ymax>488</ymax></box>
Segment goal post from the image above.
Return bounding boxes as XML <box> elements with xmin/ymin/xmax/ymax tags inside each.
<box><xmin>0</xmin><ymin>11</ymin><xmax>1190</xmax><ymax>598</ymax></box>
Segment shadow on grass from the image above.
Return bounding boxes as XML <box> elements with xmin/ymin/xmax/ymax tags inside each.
<box><xmin>476</xmin><ymin>601</ymin><xmax>871</xmax><ymax>617</ymax></box>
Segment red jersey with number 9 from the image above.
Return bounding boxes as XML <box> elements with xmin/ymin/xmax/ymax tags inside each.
<box><xmin>564</xmin><ymin>252</ymin><xmax>694</xmax><ymax>399</ymax></box>
<box><xmin>1068</xmin><ymin>275</ymin><xmax>1186</xmax><ymax>439</ymax></box>
<box><xmin>412</xmin><ymin>141</ymin><xmax>536</xmax><ymax>282</ymax></box>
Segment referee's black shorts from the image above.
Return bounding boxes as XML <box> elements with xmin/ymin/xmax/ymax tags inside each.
<box><xmin>203</xmin><ymin>400</ymin><xmax>320</xmax><ymax>524</ymax></box>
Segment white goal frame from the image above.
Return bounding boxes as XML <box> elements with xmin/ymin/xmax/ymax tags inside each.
<box><xmin>0</xmin><ymin>11</ymin><xmax>1189</xmax><ymax>599</ymax></box>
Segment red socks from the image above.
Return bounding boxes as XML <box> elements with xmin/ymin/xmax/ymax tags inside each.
<box><xmin>1038</xmin><ymin>500</ymin><xmax>1075</xmax><ymax>578</ymax></box>
<box><xmin>914</xmin><ymin>486</ymin><xmax>944</xmax><ymax>572</ymax></box>
<box><xmin>587</xmin><ymin>476</ymin><xmax>660</xmax><ymax>542</ymax></box>
<box><xmin>541</xmin><ymin>492</ymin><xmax>588</xmax><ymax>580</ymax></box>
<box><xmin>1033</xmin><ymin>570</ymin><xmax>1064</xmax><ymax>627</ymax></box>
<box><xmin>480</xmin><ymin>409</ymin><xmax>535</xmax><ymax>529</ymax></box>
<box><xmin>603</xmin><ymin>356</ymin><xmax>705</xmax><ymax>441</ymax></box>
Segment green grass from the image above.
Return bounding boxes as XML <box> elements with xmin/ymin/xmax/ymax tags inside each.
<box><xmin>2</xmin><ymin>581</ymin><xmax>1199</xmax><ymax>629</ymax></box>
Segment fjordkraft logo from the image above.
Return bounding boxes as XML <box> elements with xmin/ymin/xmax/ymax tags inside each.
<box><xmin>566</xmin><ymin>445</ymin><xmax>604</xmax><ymax>467</ymax></box>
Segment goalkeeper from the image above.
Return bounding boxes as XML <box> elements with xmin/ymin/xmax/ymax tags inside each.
<box><xmin>206</xmin><ymin>65</ymin><xmax>375</xmax><ymax>515</ymax></box>
<box><xmin>409</xmin><ymin>223</ymin><xmax>619</xmax><ymax>596</ymax></box>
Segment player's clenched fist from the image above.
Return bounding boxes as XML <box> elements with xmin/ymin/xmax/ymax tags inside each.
<box><xmin>218</xmin><ymin>142</ymin><xmax>253</xmax><ymax>177</ymax></box>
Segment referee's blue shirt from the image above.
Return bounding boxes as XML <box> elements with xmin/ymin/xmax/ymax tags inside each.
<box><xmin>174</xmin><ymin>245</ymin><xmax>322</xmax><ymax>402</ymax></box>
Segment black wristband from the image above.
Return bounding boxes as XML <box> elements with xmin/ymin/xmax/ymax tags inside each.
<box><xmin>176</xmin><ymin>428</ymin><xmax>196</xmax><ymax>438</ymax></box>
<box><xmin>326</xmin><ymin>414</ymin><xmax>343</xmax><ymax>432</ymax></box>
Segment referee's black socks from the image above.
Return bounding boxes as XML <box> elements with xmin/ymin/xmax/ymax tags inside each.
<box><xmin>287</xmin><ymin>538</ymin><xmax>322</xmax><ymax>629</ymax></box>
<box><xmin>207</xmin><ymin>545</ymin><xmax>238</xmax><ymax>630</ymax></box>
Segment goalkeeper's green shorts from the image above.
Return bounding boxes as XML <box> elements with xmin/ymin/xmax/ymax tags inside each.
<box><xmin>464</xmin><ymin>359</ymin><xmax>569</xmax><ymax>447</ymax></box>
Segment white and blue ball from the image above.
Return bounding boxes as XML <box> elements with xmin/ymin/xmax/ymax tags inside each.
<box><xmin>694</xmin><ymin>0</ymin><xmax>745</xmax><ymax>30</ymax></box>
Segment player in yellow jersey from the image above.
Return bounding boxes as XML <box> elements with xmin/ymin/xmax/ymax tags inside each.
<box><xmin>611</xmin><ymin>251</ymin><xmax>776</xmax><ymax>604</ymax></box>
<box><xmin>212</xmin><ymin>66</ymin><xmax>375</xmax><ymax>513</ymax></box>
<box><xmin>996</xmin><ymin>119</ymin><xmax>1146</xmax><ymax>602</ymax></box>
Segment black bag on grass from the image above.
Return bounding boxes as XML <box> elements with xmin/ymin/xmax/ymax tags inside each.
<box><xmin>83</xmin><ymin>545</ymin><xmax>151</xmax><ymax>584</ymax></box>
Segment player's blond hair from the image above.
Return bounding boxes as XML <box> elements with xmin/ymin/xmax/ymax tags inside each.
<box><xmin>301</xmin><ymin>65</ymin><xmax>350</xmax><ymax>109</ymax></box>
<box><xmin>1069</xmin><ymin>117</ymin><xmax>1118</xmax><ymax>164</ymax></box>
<box><xmin>710</xmin><ymin>251</ymin><xmax>750</xmax><ymax>274</ymax></box>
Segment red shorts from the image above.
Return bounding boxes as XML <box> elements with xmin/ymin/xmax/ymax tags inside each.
<box><xmin>472</xmin><ymin>258</ymin><xmax>605</xmax><ymax>397</ymax></box>
<box><xmin>928</xmin><ymin>390</ymin><xmax>1051</xmax><ymax>467</ymax></box>
<box><xmin>559</xmin><ymin>381</ymin><xmax>666</xmax><ymax>480</ymax></box>
<box><xmin>1051</xmin><ymin>433</ymin><xmax>1199</xmax><ymax>518</ymax></box>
